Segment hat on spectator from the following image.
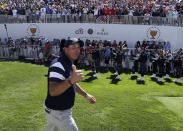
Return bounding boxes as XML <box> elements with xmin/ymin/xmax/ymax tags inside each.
<box><xmin>64</xmin><ymin>38</ymin><xmax>84</xmax><ymax>47</ymax></box>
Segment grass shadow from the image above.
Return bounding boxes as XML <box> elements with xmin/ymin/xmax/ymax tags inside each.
<box><xmin>45</xmin><ymin>74</ymin><xmax>48</xmax><ymax>77</ymax></box>
<box><xmin>151</xmin><ymin>77</ymin><xmax>157</xmax><ymax>82</ymax></box>
<box><xmin>83</xmin><ymin>76</ymin><xmax>97</xmax><ymax>82</ymax></box>
<box><xmin>106</xmin><ymin>75</ymin><xmax>121</xmax><ymax>84</ymax></box>
<box><xmin>106</xmin><ymin>75</ymin><xmax>116</xmax><ymax>79</ymax></box>
<box><xmin>110</xmin><ymin>79</ymin><xmax>121</xmax><ymax>84</ymax></box>
<box><xmin>175</xmin><ymin>82</ymin><xmax>183</xmax><ymax>86</ymax></box>
<box><xmin>82</xmin><ymin>66</ymin><xmax>93</xmax><ymax>71</ymax></box>
<box><xmin>157</xmin><ymin>94</ymin><xmax>183</xmax><ymax>97</ymax></box>
<box><xmin>85</xmin><ymin>72</ymin><xmax>95</xmax><ymax>77</ymax></box>
<box><xmin>156</xmin><ymin>81</ymin><xmax>165</xmax><ymax>85</ymax></box>
<box><xmin>164</xmin><ymin>78</ymin><xmax>172</xmax><ymax>83</ymax></box>
<box><xmin>131</xmin><ymin>75</ymin><xmax>137</xmax><ymax>80</ymax></box>
<box><xmin>136</xmin><ymin>80</ymin><xmax>145</xmax><ymax>85</ymax></box>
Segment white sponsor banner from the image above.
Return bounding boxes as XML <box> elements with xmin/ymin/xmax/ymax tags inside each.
<box><xmin>0</xmin><ymin>23</ymin><xmax>182</xmax><ymax>49</ymax></box>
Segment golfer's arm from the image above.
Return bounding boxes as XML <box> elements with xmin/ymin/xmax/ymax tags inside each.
<box><xmin>49</xmin><ymin>79</ymin><xmax>72</xmax><ymax>96</ymax></box>
<box><xmin>75</xmin><ymin>83</ymin><xmax>88</xmax><ymax>97</ymax></box>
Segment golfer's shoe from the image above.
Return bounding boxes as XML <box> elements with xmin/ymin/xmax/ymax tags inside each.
<box><xmin>133</xmin><ymin>72</ymin><xmax>138</xmax><ymax>76</ymax></box>
<box><xmin>174</xmin><ymin>78</ymin><xmax>178</xmax><ymax>83</ymax></box>
<box><xmin>93</xmin><ymin>73</ymin><xmax>98</xmax><ymax>78</ymax></box>
<box><xmin>139</xmin><ymin>77</ymin><xmax>144</xmax><ymax>81</ymax></box>
<box><xmin>158</xmin><ymin>78</ymin><xmax>162</xmax><ymax>82</ymax></box>
<box><xmin>114</xmin><ymin>71</ymin><xmax>118</xmax><ymax>75</ymax></box>
<box><xmin>115</xmin><ymin>75</ymin><xmax>120</xmax><ymax>80</ymax></box>
<box><xmin>151</xmin><ymin>74</ymin><xmax>156</xmax><ymax>78</ymax></box>
<box><xmin>164</xmin><ymin>74</ymin><xmax>169</xmax><ymax>79</ymax></box>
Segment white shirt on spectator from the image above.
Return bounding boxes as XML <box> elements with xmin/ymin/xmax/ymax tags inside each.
<box><xmin>62</xmin><ymin>9</ymin><xmax>67</xmax><ymax>16</ymax></box>
<box><xmin>70</xmin><ymin>4</ymin><xmax>75</xmax><ymax>9</ymax></box>
<box><xmin>83</xmin><ymin>8</ymin><xmax>88</xmax><ymax>14</ymax></box>
<box><xmin>40</xmin><ymin>7</ymin><xmax>46</xmax><ymax>15</ymax></box>
<box><xmin>129</xmin><ymin>10</ymin><xmax>134</xmax><ymax>16</ymax></box>
<box><xmin>66</xmin><ymin>9</ymin><xmax>71</xmax><ymax>15</ymax></box>
<box><xmin>94</xmin><ymin>8</ymin><xmax>98</xmax><ymax>16</ymax></box>
<box><xmin>173</xmin><ymin>10</ymin><xmax>178</xmax><ymax>19</ymax></box>
<box><xmin>12</xmin><ymin>9</ymin><xmax>17</xmax><ymax>16</ymax></box>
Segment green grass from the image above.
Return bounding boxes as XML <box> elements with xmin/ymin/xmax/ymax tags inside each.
<box><xmin>1</xmin><ymin>61</ymin><xmax>183</xmax><ymax>131</ymax></box>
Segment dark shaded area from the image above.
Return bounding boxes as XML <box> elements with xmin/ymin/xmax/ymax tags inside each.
<box><xmin>123</xmin><ymin>68</ymin><xmax>132</xmax><ymax>74</ymax></box>
<box><xmin>106</xmin><ymin>75</ymin><xmax>116</xmax><ymax>79</ymax></box>
<box><xmin>151</xmin><ymin>77</ymin><xmax>157</xmax><ymax>82</ymax></box>
<box><xmin>131</xmin><ymin>75</ymin><xmax>137</xmax><ymax>80</ymax></box>
<box><xmin>156</xmin><ymin>81</ymin><xmax>164</xmax><ymax>85</ymax></box>
<box><xmin>106</xmin><ymin>74</ymin><xmax>121</xmax><ymax>84</ymax></box>
<box><xmin>110</xmin><ymin>79</ymin><xmax>121</xmax><ymax>84</ymax></box>
<box><xmin>164</xmin><ymin>78</ymin><xmax>172</xmax><ymax>83</ymax></box>
<box><xmin>136</xmin><ymin>80</ymin><xmax>145</xmax><ymax>85</ymax></box>
<box><xmin>85</xmin><ymin>72</ymin><xmax>95</xmax><ymax>77</ymax></box>
<box><xmin>175</xmin><ymin>82</ymin><xmax>182</xmax><ymax>86</ymax></box>
<box><xmin>156</xmin><ymin>94</ymin><xmax>183</xmax><ymax>97</ymax></box>
<box><xmin>1</xmin><ymin>59</ymin><xmax>183</xmax><ymax>87</ymax></box>
<box><xmin>83</xmin><ymin>76</ymin><xmax>97</xmax><ymax>82</ymax></box>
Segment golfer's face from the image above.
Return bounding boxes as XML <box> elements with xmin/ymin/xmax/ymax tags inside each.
<box><xmin>66</xmin><ymin>43</ymin><xmax>80</xmax><ymax>61</ymax></box>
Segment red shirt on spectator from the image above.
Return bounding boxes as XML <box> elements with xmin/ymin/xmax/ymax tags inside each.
<box><xmin>45</xmin><ymin>42</ymin><xmax>51</xmax><ymax>51</ymax></box>
<box><xmin>137</xmin><ymin>2</ymin><xmax>142</xmax><ymax>9</ymax></box>
<box><xmin>111</xmin><ymin>8</ymin><xmax>116</xmax><ymax>15</ymax></box>
<box><xmin>88</xmin><ymin>46</ymin><xmax>94</xmax><ymax>54</ymax></box>
<box><xmin>80</xmin><ymin>47</ymin><xmax>84</xmax><ymax>55</ymax></box>
<box><xmin>146</xmin><ymin>7</ymin><xmax>151</xmax><ymax>13</ymax></box>
<box><xmin>112</xmin><ymin>42</ymin><xmax>117</xmax><ymax>48</ymax></box>
<box><xmin>104</xmin><ymin>7</ymin><xmax>110</xmax><ymax>16</ymax></box>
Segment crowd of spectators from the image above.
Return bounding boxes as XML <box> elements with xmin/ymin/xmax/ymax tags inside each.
<box><xmin>0</xmin><ymin>0</ymin><xmax>182</xmax><ymax>25</ymax></box>
<box><xmin>3</xmin><ymin>37</ymin><xmax>183</xmax><ymax>83</ymax></box>
<box><xmin>0</xmin><ymin>36</ymin><xmax>172</xmax><ymax>63</ymax></box>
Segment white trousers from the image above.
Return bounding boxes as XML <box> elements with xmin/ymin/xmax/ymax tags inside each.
<box><xmin>45</xmin><ymin>108</ymin><xmax>78</xmax><ymax>131</ymax></box>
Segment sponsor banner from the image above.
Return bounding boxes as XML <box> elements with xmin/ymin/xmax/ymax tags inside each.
<box><xmin>0</xmin><ymin>23</ymin><xmax>182</xmax><ymax>49</ymax></box>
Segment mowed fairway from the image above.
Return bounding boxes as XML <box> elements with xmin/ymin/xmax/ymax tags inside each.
<box><xmin>1</xmin><ymin>61</ymin><xmax>183</xmax><ymax>131</ymax></box>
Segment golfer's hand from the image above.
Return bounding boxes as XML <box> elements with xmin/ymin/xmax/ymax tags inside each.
<box><xmin>86</xmin><ymin>94</ymin><xmax>96</xmax><ymax>104</ymax></box>
<box><xmin>70</xmin><ymin>65</ymin><xmax>83</xmax><ymax>84</ymax></box>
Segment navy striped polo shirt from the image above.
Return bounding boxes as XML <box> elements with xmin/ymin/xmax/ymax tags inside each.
<box><xmin>45</xmin><ymin>53</ymin><xmax>76</xmax><ymax>110</ymax></box>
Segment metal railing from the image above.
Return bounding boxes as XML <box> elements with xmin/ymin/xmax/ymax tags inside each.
<box><xmin>0</xmin><ymin>14</ymin><xmax>183</xmax><ymax>26</ymax></box>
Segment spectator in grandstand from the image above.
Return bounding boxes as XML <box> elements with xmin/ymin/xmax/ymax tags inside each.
<box><xmin>0</xmin><ymin>0</ymin><xmax>182</xmax><ymax>25</ymax></box>
<box><xmin>44</xmin><ymin>38</ymin><xmax>96</xmax><ymax>131</ymax></box>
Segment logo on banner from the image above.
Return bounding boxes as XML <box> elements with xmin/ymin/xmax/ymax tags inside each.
<box><xmin>87</xmin><ymin>28</ymin><xmax>93</xmax><ymax>35</ymax></box>
<box><xmin>75</xmin><ymin>28</ymin><xmax>84</xmax><ymax>34</ymax></box>
<box><xmin>27</xmin><ymin>24</ymin><xmax>40</xmax><ymax>37</ymax></box>
<box><xmin>97</xmin><ymin>28</ymin><xmax>108</xmax><ymax>35</ymax></box>
<box><xmin>147</xmin><ymin>27</ymin><xmax>160</xmax><ymax>40</ymax></box>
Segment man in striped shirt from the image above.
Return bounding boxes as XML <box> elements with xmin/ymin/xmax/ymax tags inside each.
<box><xmin>45</xmin><ymin>38</ymin><xmax>96</xmax><ymax>131</ymax></box>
